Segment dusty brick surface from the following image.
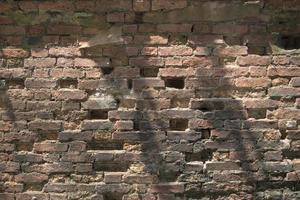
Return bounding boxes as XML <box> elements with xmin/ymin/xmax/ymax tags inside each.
<box><xmin>0</xmin><ymin>1</ymin><xmax>300</xmax><ymax>199</ymax></box>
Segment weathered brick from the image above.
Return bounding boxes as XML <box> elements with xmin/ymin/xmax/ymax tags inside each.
<box><xmin>159</xmin><ymin>67</ymin><xmax>194</xmax><ymax>77</ymax></box>
<box><xmin>1</xmin><ymin>48</ymin><xmax>29</xmax><ymax>58</ymax></box>
<box><xmin>24</xmin><ymin>58</ymin><xmax>56</xmax><ymax>68</ymax></box>
<box><xmin>0</xmin><ymin>162</ymin><xmax>20</xmax><ymax>173</ymax></box>
<box><xmin>268</xmin><ymin>67</ymin><xmax>300</xmax><ymax>77</ymax></box>
<box><xmin>152</xmin><ymin>0</ymin><xmax>187</xmax><ymax>10</ymax></box>
<box><xmin>28</xmin><ymin>120</ymin><xmax>62</xmax><ymax>131</ymax></box>
<box><xmin>132</xmin><ymin>78</ymin><xmax>165</xmax><ymax>90</ymax></box>
<box><xmin>268</xmin><ymin>87</ymin><xmax>300</xmax><ymax>98</ymax></box>
<box><xmin>81</xmin><ymin>120</ymin><xmax>113</xmax><ymax>130</ymax></box>
<box><xmin>74</xmin><ymin>58</ymin><xmax>110</xmax><ymax>67</ymax></box>
<box><xmin>53</xmin><ymin>89</ymin><xmax>87</xmax><ymax>100</ymax></box>
<box><xmin>25</xmin><ymin>78</ymin><xmax>57</xmax><ymax>88</ymax></box>
<box><xmin>235</xmin><ymin>78</ymin><xmax>271</xmax><ymax>88</ymax></box>
<box><xmin>34</xmin><ymin>142</ymin><xmax>68</xmax><ymax>152</ymax></box>
<box><xmin>133</xmin><ymin>0</ymin><xmax>150</xmax><ymax>11</ymax></box>
<box><xmin>213</xmin><ymin>46</ymin><xmax>248</xmax><ymax>57</ymax></box>
<box><xmin>130</xmin><ymin>57</ymin><xmax>164</xmax><ymax>66</ymax></box>
<box><xmin>237</xmin><ymin>55</ymin><xmax>271</xmax><ymax>66</ymax></box>
<box><xmin>158</xmin><ymin>46</ymin><xmax>193</xmax><ymax>56</ymax></box>
<box><xmin>157</xmin><ymin>24</ymin><xmax>192</xmax><ymax>32</ymax></box>
<box><xmin>15</xmin><ymin>172</ymin><xmax>48</xmax><ymax>183</ymax></box>
<box><xmin>150</xmin><ymin>183</ymin><xmax>184</xmax><ymax>193</ymax></box>
<box><xmin>82</xmin><ymin>96</ymin><xmax>117</xmax><ymax>110</ymax></box>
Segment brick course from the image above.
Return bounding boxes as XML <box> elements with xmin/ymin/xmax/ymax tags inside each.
<box><xmin>0</xmin><ymin>0</ymin><xmax>300</xmax><ymax>199</ymax></box>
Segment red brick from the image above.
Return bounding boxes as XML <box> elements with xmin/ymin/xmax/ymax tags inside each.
<box><xmin>134</xmin><ymin>35</ymin><xmax>168</xmax><ymax>44</ymax></box>
<box><xmin>159</xmin><ymin>67</ymin><xmax>194</xmax><ymax>77</ymax></box>
<box><xmin>130</xmin><ymin>57</ymin><xmax>164</xmax><ymax>66</ymax></box>
<box><xmin>34</xmin><ymin>142</ymin><xmax>68</xmax><ymax>152</ymax></box>
<box><xmin>25</xmin><ymin>78</ymin><xmax>57</xmax><ymax>89</ymax></box>
<box><xmin>31</xmin><ymin>48</ymin><xmax>48</xmax><ymax>57</ymax></box>
<box><xmin>28</xmin><ymin>120</ymin><xmax>62</xmax><ymax>131</ymax></box>
<box><xmin>24</xmin><ymin>58</ymin><xmax>56</xmax><ymax>68</ymax></box>
<box><xmin>213</xmin><ymin>46</ymin><xmax>248</xmax><ymax>57</ymax></box>
<box><xmin>268</xmin><ymin>67</ymin><xmax>300</xmax><ymax>77</ymax></box>
<box><xmin>182</xmin><ymin>57</ymin><xmax>215</xmax><ymax>67</ymax></box>
<box><xmin>53</xmin><ymin>89</ymin><xmax>87</xmax><ymax>100</ymax></box>
<box><xmin>268</xmin><ymin>87</ymin><xmax>300</xmax><ymax>98</ymax></box>
<box><xmin>150</xmin><ymin>183</ymin><xmax>184</xmax><ymax>193</ymax></box>
<box><xmin>49</xmin><ymin>47</ymin><xmax>81</xmax><ymax>57</ymax></box>
<box><xmin>50</xmin><ymin>68</ymin><xmax>84</xmax><ymax>79</ymax></box>
<box><xmin>235</xmin><ymin>78</ymin><xmax>271</xmax><ymax>88</ymax></box>
<box><xmin>75</xmin><ymin>58</ymin><xmax>110</xmax><ymax>67</ymax></box>
<box><xmin>158</xmin><ymin>46</ymin><xmax>193</xmax><ymax>56</ymax></box>
<box><xmin>141</xmin><ymin>47</ymin><xmax>158</xmax><ymax>56</ymax></box>
<box><xmin>237</xmin><ymin>55</ymin><xmax>271</xmax><ymax>66</ymax></box>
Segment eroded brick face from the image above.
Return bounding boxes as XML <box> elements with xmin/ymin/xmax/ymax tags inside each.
<box><xmin>0</xmin><ymin>1</ymin><xmax>300</xmax><ymax>200</ymax></box>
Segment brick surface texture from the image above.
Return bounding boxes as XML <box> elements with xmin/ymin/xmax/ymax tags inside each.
<box><xmin>0</xmin><ymin>0</ymin><xmax>300</xmax><ymax>200</ymax></box>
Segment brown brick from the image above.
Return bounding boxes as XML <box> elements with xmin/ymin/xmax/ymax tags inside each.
<box><xmin>152</xmin><ymin>0</ymin><xmax>187</xmax><ymax>10</ymax></box>
<box><xmin>133</xmin><ymin>0</ymin><xmax>151</xmax><ymax>11</ymax></box>
<box><xmin>34</xmin><ymin>142</ymin><xmax>68</xmax><ymax>152</ymax></box>
<box><xmin>237</xmin><ymin>55</ymin><xmax>271</xmax><ymax>66</ymax></box>
<box><xmin>25</xmin><ymin>78</ymin><xmax>57</xmax><ymax>89</ymax></box>
<box><xmin>28</xmin><ymin>120</ymin><xmax>62</xmax><ymax>131</ymax></box>
<box><xmin>150</xmin><ymin>183</ymin><xmax>184</xmax><ymax>193</ymax></box>
<box><xmin>53</xmin><ymin>89</ymin><xmax>87</xmax><ymax>100</ymax></box>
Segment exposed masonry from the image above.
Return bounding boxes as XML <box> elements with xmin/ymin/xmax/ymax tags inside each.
<box><xmin>0</xmin><ymin>0</ymin><xmax>300</xmax><ymax>200</ymax></box>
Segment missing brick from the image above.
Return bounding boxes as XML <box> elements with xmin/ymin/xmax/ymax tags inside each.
<box><xmin>89</xmin><ymin>110</ymin><xmax>108</xmax><ymax>119</ymax></box>
<box><xmin>141</xmin><ymin>68</ymin><xmax>159</xmax><ymax>77</ymax></box>
<box><xmin>101</xmin><ymin>67</ymin><xmax>114</xmax><ymax>75</ymax></box>
<box><xmin>170</xmin><ymin>119</ymin><xmax>188</xmax><ymax>131</ymax></box>
<box><xmin>165</xmin><ymin>78</ymin><xmax>185</xmax><ymax>89</ymax></box>
<box><xmin>276</xmin><ymin>34</ymin><xmax>300</xmax><ymax>50</ymax></box>
<box><xmin>59</xmin><ymin>79</ymin><xmax>78</xmax><ymax>88</ymax></box>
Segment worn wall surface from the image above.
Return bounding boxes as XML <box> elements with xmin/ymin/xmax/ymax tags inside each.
<box><xmin>0</xmin><ymin>0</ymin><xmax>300</xmax><ymax>199</ymax></box>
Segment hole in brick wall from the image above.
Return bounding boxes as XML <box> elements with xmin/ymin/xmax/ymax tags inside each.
<box><xmin>103</xmin><ymin>192</ymin><xmax>123</xmax><ymax>200</ymax></box>
<box><xmin>277</xmin><ymin>34</ymin><xmax>300</xmax><ymax>50</ymax></box>
<box><xmin>170</xmin><ymin>119</ymin><xmax>188</xmax><ymax>131</ymax></box>
<box><xmin>94</xmin><ymin>161</ymin><xmax>129</xmax><ymax>172</ymax></box>
<box><xmin>201</xmin><ymin>129</ymin><xmax>211</xmax><ymax>139</ymax></box>
<box><xmin>7</xmin><ymin>79</ymin><xmax>24</xmax><ymax>89</ymax></box>
<box><xmin>127</xmin><ymin>79</ymin><xmax>132</xmax><ymax>89</ymax></box>
<box><xmin>59</xmin><ymin>79</ymin><xmax>78</xmax><ymax>88</ymax></box>
<box><xmin>89</xmin><ymin>110</ymin><xmax>108</xmax><ymax>119</ymax></box>
<box><xmin>165</xmin><ymin>78</ymin><xmax>184</xmax><ymax>89</ymax></box>
<box><xmin>186</xmin><ymin>150</ymin><xmax>213</xmax><ymax>162</ymax></box>
<box><xmin>87</xmin><ymin>140</ymin><xmax>123</xmax><ymax>150</ymax></box>
<box><xmin>140</xmin><ymin>68</ymin><xmax>159</xmax><ymax>77</ymax></box>
<box><xmin>134</xmin><ymin>12</ymin><xmax>144</xmax><ymax>23</ymax></box>
<box><xmin>133</xmin><ymin>121</ymin><xmax>139</xmax><ymax>130</ymax></box>
<box><xmin>195</xmin><ymin>103</ymin><xmax>214</xmax><ymax>112</ymax></box>
<box><xmin>101</xmin><ymin>67</ymin><xmax>114</xmax><ymax>75</ymax></box>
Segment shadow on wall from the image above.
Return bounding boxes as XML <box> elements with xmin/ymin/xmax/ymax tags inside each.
<box><xmin>0</xmin><ymin>1</ymin><xmax>300</xmax><ymax>200</ymax></box>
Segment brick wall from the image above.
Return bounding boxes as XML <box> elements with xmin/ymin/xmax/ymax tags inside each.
<box><xmin>0</xmin><ymin>0</ymin><xmax>300</xmax><ymax>199</ymax></box>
